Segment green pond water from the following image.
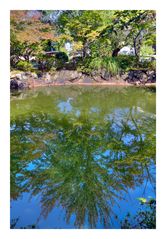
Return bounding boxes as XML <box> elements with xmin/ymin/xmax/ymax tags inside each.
<box><xmin>10</xmin><ymin>86</ymin><xmax>156</xmax><ymax>229</ymax></box>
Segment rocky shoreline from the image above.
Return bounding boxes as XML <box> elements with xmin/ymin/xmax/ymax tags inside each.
<box><xmin>10</xmin><ymin>69</ymin><xmax>156</xmax><ymax>90</ymax></box>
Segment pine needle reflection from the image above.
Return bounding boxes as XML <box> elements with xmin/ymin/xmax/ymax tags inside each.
<box><xmin>11</xmin><ymin>87</ymin><xmax>156</xmax><ymax>228</ymax></box>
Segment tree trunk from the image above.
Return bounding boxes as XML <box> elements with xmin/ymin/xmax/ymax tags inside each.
<box><xmin>133</xmin><ymin>29</ymin><xmax>143</xmax><ymax>61</ymax></box>
<box><xmin>82</xmin><ymin>41</ymin><xmax>89</xmax><ymax>59</ymax></box>
<box><xmin>112</xmin><ymin>48</ymin><xmax>120</xmax><ymax>57</ymax></box>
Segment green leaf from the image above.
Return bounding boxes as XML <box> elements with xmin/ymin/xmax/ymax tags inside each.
<box><xmin>137</xmin><ymin>197</ymin><xmax>147</xmax><ymax>204</ymax></box>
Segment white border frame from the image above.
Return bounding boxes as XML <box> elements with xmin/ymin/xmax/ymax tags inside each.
<box><xmin>0</xmin><ymin>1</ymin><xmax>166</xmax><ymax>238</ymax></box>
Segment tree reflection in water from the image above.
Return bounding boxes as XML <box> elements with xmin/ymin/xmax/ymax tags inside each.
<box><xmin>11</xmin><ymin>87</ymin><xmax>156</xmax><ymax>228</ymax></box>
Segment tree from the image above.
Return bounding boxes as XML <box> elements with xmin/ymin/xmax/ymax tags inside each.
<box><xmin>10</xmin><ymin>10</ymin><xmax>156</xmax><ymax>74</ymax></box>
<box><xmin>57</xmin><ymin>10</ymin><xmax>114</xmax><ymax>58</ymax></box>
<box><xmin>10</xmin><ymin>11</ymin><xmax>58</xmax><ymax>70</ymax></box>
<box><xmin>112</xmin><ymin>10</ymin><xmax>156</xmax><ymax>60</ymax></box>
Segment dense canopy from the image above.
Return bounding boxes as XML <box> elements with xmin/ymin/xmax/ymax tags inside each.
<box><xmin>10</xmin><ymin>10</ymin><xmax>156</xmax><ymax>75</ymax></box>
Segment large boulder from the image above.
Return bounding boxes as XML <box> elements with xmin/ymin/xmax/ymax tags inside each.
<box><xmin>10</xmin><ymin>79</ymin><xmax>19</xmax><ymax>90</ymax></box>
<box><xmin>10</xmin><ymin>72</ymin><xmax>39</xmax><ymax>90</ymax></box>
<box><xmin>10</xmin><ymin>78</ymin><xmax>29</xmax><ymax>90</ymax></box>
<box><xmin>53</xmin><ymin>70</ymin><xmax>82</xmax><ymax>82</ymax></box>
<box><xmin>77</xmin><ymin>76</ymin><xmax>96</xmax><ymax>84</ymax></box>
<box><xmin>127</xmin><ymin>70</ymin><xmax>147</xmax><ymax>83</ymax></box>
<box><xmin>123</xmin><ymin>70</ymin><xmax>155</xmax><ymax>84</ymax></box>
<box><xmin>147</xmin><ymin>70</ymin><xmax>156</xmax><ymax>83</ymax></box>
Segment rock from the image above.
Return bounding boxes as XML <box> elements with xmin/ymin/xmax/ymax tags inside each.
<box><xmin>55</xmin><ymin>78</ymin><xmax>66</xmax><ymax>84</ymax></box>
<box><xmin>10</xmin><ymin>69</ymin><xmax>156</xmax><ymax>90</ymax></box>
<box><xmin>134</xmin><ymin>81</ymin><xmax>140</xmax><ymax>86</ymax></box>
<box><xmin>120</xmin><ymin>73</ymin><xmax>128</xmax><ymax>81</ymax></box>
<box><xmin>125</xmin><ymin>70</ymin><xmax>150</xmax><ymax>84</ymax></box>
<box><xmin>82</xmin><ymin>77</ymin><xmax>95</xmax><ymax>83</ymax></box>
<box><xmin>10</xmin><ymin>79</ymin><xmax>19</xmax><ymax>90</ymax></box>
<box><xmin>37</xmin><ymin>72</ymin><xmax>43</xmax><ymax>78</ymax></box>
<box><xmin>15</xmin><ymin>73</ymin><xmax>22</xmax><ymax>80</ymax></box>
<box><xmin>92</xmin><ymin>75</ymin><xmax>103</xmax><ymax>82</ymax></box>
<box><xmin>10</xmin><ymin>78</ymin><xmax>28</xmax><ymax>90</ymax></box>
<box><xmin>43</xmin><ymin>72</ymin><xmax>52</xmax><ymax>83</ymax></box>
<box><xmin>21</xmin><ymin>74</ymin><xmax>28</xmax><ymax>80</ymax></box>
<box><xmin>30</xmin><ymin>73</ymin><xmax>38</xmax><ymax>79</ymax></box>
<box><xmin>50</xmin><ymin>70</ymin><xmax>82</xmax><ymax>82</ymax></box>
<box><xmin>147</xmin><ymin>70</ymin><xmax>156</xmax><ymax>83</ymax></box>
<box><xmin>100</xmin><ymin>70</ymin><xmax>111</xmax><ymax>81</ymax></box>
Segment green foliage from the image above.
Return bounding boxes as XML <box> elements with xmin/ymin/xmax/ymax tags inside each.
<box><xmin>10</xmin><ymin>10</ymin><xmax>156</xmax><ymax>75</ymax></box>
<box><xmin>56</xmin><ymin>51</ymin><xmax>69</xmax><ymax>63</ymax></box>
<box><xmin>80</xmin><ymin>55</ymin><xmax>141</xmax><ymax>75</ymax></box>
<box><xmin>98</xmin><ymin>57</ymin><xmax>120</xmax><ymax>75</ymax></box>
<box><xmin>140</xmin><ymin>44</ymin><xmax>155</xmax><ymax>57</ymax></box>
<box><xmin>121</xmin><ymin>198</ymin><xmax>156</xmax><ymax>229</ymax></box>
<box><xmin>16</xmin><ymin>60</ymin><xmax>33</xmax><ymax>71</ymax></box>
<box><xmin>57</xmin><ymin>10</ymin><xmax>113</xmax><ymax>42</ymax></box>
<box><xmin>36</xmin><ymin>52</ymin><xmax>55</xmax><ymax>71</ymax></box>
<box><xmin>80</xmin><ymin>56</ymin><xmax>120</xmax><ymax>76</ymax></box>
<box><xmin>11</xmin><ymin>87</ymin><xmax>156</xmax><ymax>228</ymax></box>
<box><xmin>35</xmin><ymin>51</ymin><xmax>68</xmax><ymax>71</ymax></box>
<box><xmin>137</xmin><ymin>197</ymin><xmax>147</xmax><ymax>203</ymax></box>
<box><xmin>115</xmin><ymin>55</ymin><xmax>138</xmax><ymax>71</ymax></box>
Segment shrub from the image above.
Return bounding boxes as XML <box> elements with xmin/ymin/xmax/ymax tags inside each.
<box><xmin>140</xmin><ymin>44</ymin><xmax>155</xmax><ymax>58</ymax></box>
<box><xmin>16</xmin><ymin>60</ymin><xmax>33</xmax><ymax>71</ymax></box>
<box><xmin>37</xmin><ymin>52</ymin><xmax>69</xmax><ymax>71</ymax></box>
<box><xmin>38</xmin><ymin>55</ymin><xmax>55</xmax><ymax>71</ymax></box>
<box><xmin>115</xmin><ymin>55</ymin><xmax>138</xmax><ymax>71</ymax></box>
<box><xmin>81</xmin><ymin>56</ymin><xmax>120</xmax><ymax>76</ymax></box>
<box><xmin>55</xmin><ymin>52</ymin><xmax>69</xmax><ymax>63</ymax></box>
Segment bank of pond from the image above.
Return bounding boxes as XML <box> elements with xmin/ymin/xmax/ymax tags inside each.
<box><xmin>10</xmin><ymin>69</ymin><xmax>156</xmax><ymax>90</ymax></box>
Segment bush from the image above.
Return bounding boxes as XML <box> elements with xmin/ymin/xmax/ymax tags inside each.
<box><xmin>55</xmin><ymin>52</ymin><xmax>69</xmax><ymax>63</ymax></box>
<box><xmin>38</xmin><ymin>55</ymin><xmax>55</xmax><ymax>71</ymax></box>
<box><xmin>140</xmin><ymin>44</ymin><xmax>155</xmax><ymax>58</ymax></box>
<box><xmin>115</xmin><ymin>55</ymin><xmax>138</xmax><ymax>71</ymax></box>
<box><xmin>80</xmin><ymin>56</ymin><xmax>120</xmax><ymax>76</ymax></box>
<box><xmin>37</xmin><ymin>52</ymin><xmax>69</xmax><ymax>71</ymax></box>
<box><xmin>16</xmin><ymin>60</ymin><xmax>33</xmax><ymax>71</ymax></box>
<box><xmin>115</xmin><ymin>55</ymin><xmax>156</xmax><ymax>72</ymax></box>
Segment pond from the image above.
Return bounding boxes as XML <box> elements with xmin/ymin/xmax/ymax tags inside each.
<box><xmin>10</xmin><ymin>86</ymin><xmax>156</xmax><ymax>229</ymax></box>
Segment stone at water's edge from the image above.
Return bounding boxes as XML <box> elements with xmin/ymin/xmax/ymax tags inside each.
<box><xmin>10</xmin><ymin>72</ymin><xmax>38</xmax><ymax>90</ymax></box>
<box><xmin>10</xmin><ymin>69</ymin><xmax>156</xmax><ymax>90</ymax></box>
<box><xmin>125</xmin><ymin>70</ymin><xmax>156</xmax><ymax>84</ymax></box>
<box><xmin>10</xmin><ymin>78</ymin><xmax>29</xmax><ymax>90</ymax></box>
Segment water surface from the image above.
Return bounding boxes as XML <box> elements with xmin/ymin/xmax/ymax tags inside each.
<box><xmin>10</xmin><ymin>86</ymin><xmax>156</xmax><ymax>229</ymax></box>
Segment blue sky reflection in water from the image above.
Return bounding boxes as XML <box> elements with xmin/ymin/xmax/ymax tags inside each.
<box><xmin>10</xmin><ymin>86</ymin><xmax>156</xmax><ymax>229</ymax></box>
